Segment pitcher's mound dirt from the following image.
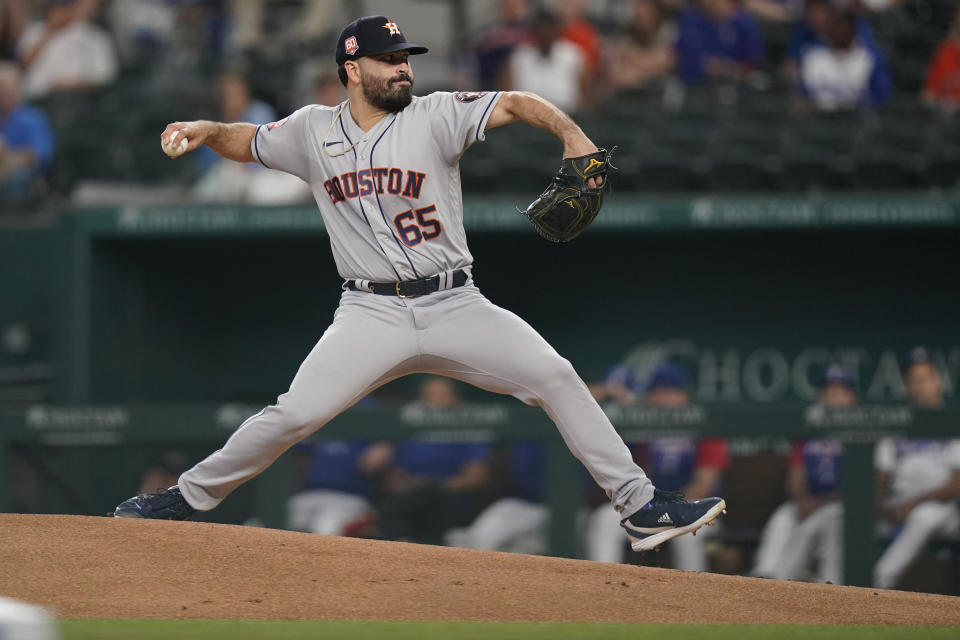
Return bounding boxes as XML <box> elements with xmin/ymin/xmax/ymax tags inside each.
<box><xmin>1</xmin><ymin>514</ymin><xmax>958</xmax><ymax>625</ymax></box>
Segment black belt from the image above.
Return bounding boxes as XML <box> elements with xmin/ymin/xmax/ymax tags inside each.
<box><xmin>345</xmin><ymin>269</ymin><xmax>468</xmax><ymax>298</ymax></box>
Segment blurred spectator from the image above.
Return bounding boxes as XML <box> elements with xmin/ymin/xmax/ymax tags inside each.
<box><xmin>195</xmin><ymin>69</ymin><xmax>275</xmax><ymax>173</ymax></box>
<box><xmin>589</xmin><ymin>363</ymin><xmax>639</xmax><ymax>407</ymax></box>
<box><xmin>783</xmin><ymin>0</ymin><xmax>875</xmax><ymax>82</ymax></box>
<box><xmin>17</xmin><ymin>0</ymin><xmax>117</xmax><ymax>99</ymax></box>
<box><xmin>72</xmin><ymin>0</ymin><xmax>101</xmax><ymax>22</ymax></box>
<box><xmin>640</xmin><ymin>362</ymin><xmax>695</xmax><ymax>407</ymax></box>
<box><xmin>558</xmin><ymin>0</ymin><xmax>600</xmax><ymax>73</ymax></box>
<box><xmin>359</xmin><ymin>377</ymin><xmax>491</xmax><ymax>545</ymax></box>
<box><xmin>169</xmin><ymin>2</ymin><xmax>229</xmax><ymax>62</ymax></box>
<box><xmin>750</xmin><ymin>441</ymin><xmax>845</xmax><ymax>583</ymax></box>
<box><xmin>902</xmin><ymin>346</ymin><xmax>948</xmax><ymax>409</ymax></box>
<box><xmin>922</xmin><ymin>4</ymin><xmax>960</xmax><ymax>110</ymax></box>
<box><xmin>193</xmin><ymin>69</ymin><xmax>310</xmax><ymax>204</ymax></box>
<box><xmin>312</xmin><ymin>67</ymin><xmax>346</xmax><ymax>107</ymax></box>
<box><xmin>503</xmin><ymin>8</ymin><xmax>586</xmax><ymax>113</ymax></box>
<box><xmin>586</xmin><ymin>363</ymin><xmax>730</xmax><ymax>571</ymax></box>
<box><xmin>454</xmin><ymin>440</ymin><xmax>547</xmax><ymax>553</ymax></box>
<box><xmin>873</xmin><ymin>350</ymin><xmax>960</xmax><ymax>590</ymax></box>
<box><xmin>817</xmin><ymin>363</ymin><xmax>858</xmax><ymax>408</ymax></box>
<box><xmin>743</xmin><ymin>0</ymin><xmax>802</xmax><ymax>23</ymax></box>
<box><xmin>0</xmin><ymin>0</ymin><xmax>27</xmax><ymax>61</ymax></box>
<box><xmin>605</xmin><ymin>0</ymin><xmax>677</xmax><ymax>93</ymax></box>
<box><xmin>138</xmin><ymin>450</ymin><xmax>190</xmax><ymax>494</ymax></box>
<box><xmin>286</xmin><ymin>439</ymin><xmax>375</xmax><ymax>536</ymax></box>
<box><xmin>785</xmin><ymin>0</ymin><xmax>834</xmax><ymax>70</ymax></box>
<box><xmin>227</xmin><ymin>0</ymin><xmax>339</xmax><ymax>58</ymax></box>
<box><xmin>859</xmin><ymin>0</ymin><xmax>906</xmax><ymax>12</ymax></box>
<box><xmin>226</xmin><ymin>0</ymin><xmax>264</xmax><ymax>55</ymax></box>
<box><xmin>289</xmin><ymin>59</ymin><xmax>347</xmax><ymax>108</ymax></box>
<box><xmin>472</xmin><ymin>0</ymin><xmax>531</xmax><ymax>90</ymax></box>
<box><xmin>106</xmin><ymin>0</ymin><xmax>178</xmax><ymax>65</ymax></box>
<box><xmin>797</xmin><ymin>5</ymin><xmax>891</xmax><ymax>110</ymax></box>
<box><xmin>750</xmin><ymin>364</ymin><xmax>853</xmax><ymax>584</ymax></box>
<box><xmin>288</xmin><ymin>64</ymin><xmax>346</xmax><ymax>120</ymax></box>
<box><xmin>674</xmin><ymin>0</ymin><xmax>764</xmax><ymax>85</ymax></box>
<box><xmin>0</xmin><ymin>61</ymin><xmax>53</xmax><ymax>208</ymax></box>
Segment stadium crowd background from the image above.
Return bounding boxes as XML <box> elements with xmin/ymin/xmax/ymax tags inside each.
<box><xmin>2</xmin><ymin>0</ymin><xmax>959</xmax><ymax>596</ymax></box>
<box><xmin>0</xmin><ymin>0</ymin><xmax>956</xmax><ymax>211</ymax></box>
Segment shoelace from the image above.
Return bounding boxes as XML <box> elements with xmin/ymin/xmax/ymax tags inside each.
<box><xmin>134</xmin><ymin>488</ymin><xmax>181</xmax><ymax>505</ymax></box>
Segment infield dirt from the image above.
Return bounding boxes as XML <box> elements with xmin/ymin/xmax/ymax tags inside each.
<box><xmin>1</xmin><ymin>514</ymin><xmax>958</xmax><ymax>625</ymax></box>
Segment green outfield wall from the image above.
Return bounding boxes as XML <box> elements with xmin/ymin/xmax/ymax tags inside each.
<box><xmin>1</xmin><ymin>194</ymin><xmax>958</xmax><ymax>589</ymax></box>
<box><xmin>49</xmin><ymin>195</ymin><xmax>960</xmax><ymax>405</ymax></box>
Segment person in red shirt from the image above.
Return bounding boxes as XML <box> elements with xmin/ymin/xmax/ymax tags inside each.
<box><xmin>558</xmin><ymin>0</ymin><xmax>601</xmax><ymax>72</ymax></box>
<box><xmin>923</xmin><ymin>4</ymin><xmax>960</xmax><ymax>108</ymax></box>
<box><xmin>586</xmin><ymin>363</ymin><xmax>730</xmax><ymax>571</ymax></box>
<box><xmin>750</xmin><ymin>365</ymin><xmax>852</xmax><ymax>584</ymax></box>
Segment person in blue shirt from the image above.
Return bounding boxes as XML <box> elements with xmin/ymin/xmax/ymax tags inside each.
<box><xmin>287</xmin><ymin>439</ymin><xmax>377</xmax><ymax>536</ymax></box>
<box><xmin>785</xmin><ymin>0</ymin><xmax>876</xmax><ymax>67</ymax></box>
<box><xmin>360</xmin><ymin>377</ymin><xmax>492</xmax><ymax>544</ymax></box>
<box><xmin>796</xmin><ymin>5</ymin><xmax>891</xmax><ymax>109</ymax></box>
<box><xmin>194</xmin><ymin>70</ymin><xmax>275</xmax><ymax>173</ymax></box>
<box><xmin>0</xmin><ymin>61</ymin><xmax>54</xmax><ymax>207</ymax></box>
<box><xmin>751</xmin><ymin>364</ymin><xmax>852</xmax><ymax>584</ymax></box>
<box><xmin>471</xmin><ymin>0</ymin><xmax>532</xmax><ymax>90</ymax></box>
<box><xmin>674</xmin><ymin>0</ymin><xmax>765</xmax><ymax>84</ymax></box>
<box><xmin>364</xmin><ymin>438</ymin><xmax>491</xmax><ymax>544</ymax></box>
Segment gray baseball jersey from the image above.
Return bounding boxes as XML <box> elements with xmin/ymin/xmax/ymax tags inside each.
<box><xmin>251</xmin><ymin>91</ymin><xmax>502</xmax><ymax>282</ymax></box>
<box><xmin>178</xmin><ymin>91</ymin><xmax>655</xmax><ymax>529</ymax></box>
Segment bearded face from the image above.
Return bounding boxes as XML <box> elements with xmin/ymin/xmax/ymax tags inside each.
<box><xmin>361</xmin><ymin>68</ymin><xmax>413</xmax><ymax>112</ymax></box>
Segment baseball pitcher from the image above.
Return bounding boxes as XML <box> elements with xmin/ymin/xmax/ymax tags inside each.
<box><xmin>115</xmin><ymin>15</ymin><xmax>725</xmax><ymax>554</ymax></box>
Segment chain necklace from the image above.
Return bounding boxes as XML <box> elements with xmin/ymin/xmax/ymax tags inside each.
<box><xmin>322</xmin><ymin>101</ymin><xmax>364</xmax><ymax>158</ymax></box>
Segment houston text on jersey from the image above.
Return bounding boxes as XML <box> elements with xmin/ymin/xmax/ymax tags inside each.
<box><xmin>323</xmin><ymin>168</ymin><xmax>427</xmax><ymax>204</ymax></box>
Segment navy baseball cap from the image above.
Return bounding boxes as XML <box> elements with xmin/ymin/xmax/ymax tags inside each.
<box><xmin>645</xmin><ymin>363</ymin><xmax>690</xmax><ymax>393</ymax></box>
<box><xmin>603</xmin><ymin>364</ymin><xmax>638</xmax><ymax>391</ymax></box>
<box><xmin>817</xmin><ymin>364</ymin><xmax>855</xmax><ymax>389</ymax></box>
<box><xmin>902</xmin><ymin>346</ymin><xmax>938</xmax><ymax>371</ymax></box>
<box><xmin>335</xmin><ymin>16</ymin><xmax>428</xmax><ymax>66</ymax></box>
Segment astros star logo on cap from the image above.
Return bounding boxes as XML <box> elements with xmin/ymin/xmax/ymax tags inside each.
<box><xmin>382</xmin><ymin>20</ymin><xmax>401</xmax><ymax>36</ymax></box>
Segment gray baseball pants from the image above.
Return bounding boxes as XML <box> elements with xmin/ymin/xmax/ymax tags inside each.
<box><xmin>178</xmin><ymin>284</ymin><xmax>654</xmax><ymax>518</ymax></box>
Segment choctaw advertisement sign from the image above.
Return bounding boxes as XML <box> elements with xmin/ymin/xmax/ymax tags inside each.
<box><xmin>619</xmin><ymin>340</ymin><xmax>958</xmax><ymax>403</ymax></box>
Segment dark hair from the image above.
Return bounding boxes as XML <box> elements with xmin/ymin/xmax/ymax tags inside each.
<box><xmin>902</xmin><ymin>346</ymin><xmax>940</xmax><ymax>374</ymax></box>
<box><xmin>532</xmin><ymin>7</ymin><xmax>559</xmax><ymax>27</ymax></box>
<box><xmin>338</xmin><ymin>64</ymin><xmax>348</xmax><ymax>87</ymax></box>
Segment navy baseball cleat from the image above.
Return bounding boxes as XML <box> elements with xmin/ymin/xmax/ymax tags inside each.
<box><xmin>113</xmin><ymin>485</ymin><xmax>196</xmax><ymax>520</ymax></box>
<box><xmin>622</xmin><ymin>489</ymin><xmax>726</xmax><ymax>552</ymax></box>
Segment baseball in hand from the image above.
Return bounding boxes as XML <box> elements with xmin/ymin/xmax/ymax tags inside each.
<box><xmin>161</xmin><ymin>130</ymin><xmax>189</xmax><ymax>158</ymax></box>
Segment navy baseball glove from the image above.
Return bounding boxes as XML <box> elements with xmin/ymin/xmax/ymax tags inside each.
<box><xmin>520</xmin><ymin>148</ymin><xmax>612</xmax><ymax>243</ymax></box>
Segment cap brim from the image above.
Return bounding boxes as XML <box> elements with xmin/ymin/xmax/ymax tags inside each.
<box><xmin>366</xmin><ymin>42</ymin><xmax>429</xmax><ymax>57</ymax></box>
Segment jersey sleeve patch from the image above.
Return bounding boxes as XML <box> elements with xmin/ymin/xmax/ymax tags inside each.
<box><xmin>454</xmin><ymin>91</ymin><xmax>488</xmax><ymax>103</ymax></box>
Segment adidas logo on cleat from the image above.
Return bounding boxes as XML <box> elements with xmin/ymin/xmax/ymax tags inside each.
<box><xmin>657</xmin><ymin>513</ymin><xmax>673</xmax><ymax>525</ymax></box>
